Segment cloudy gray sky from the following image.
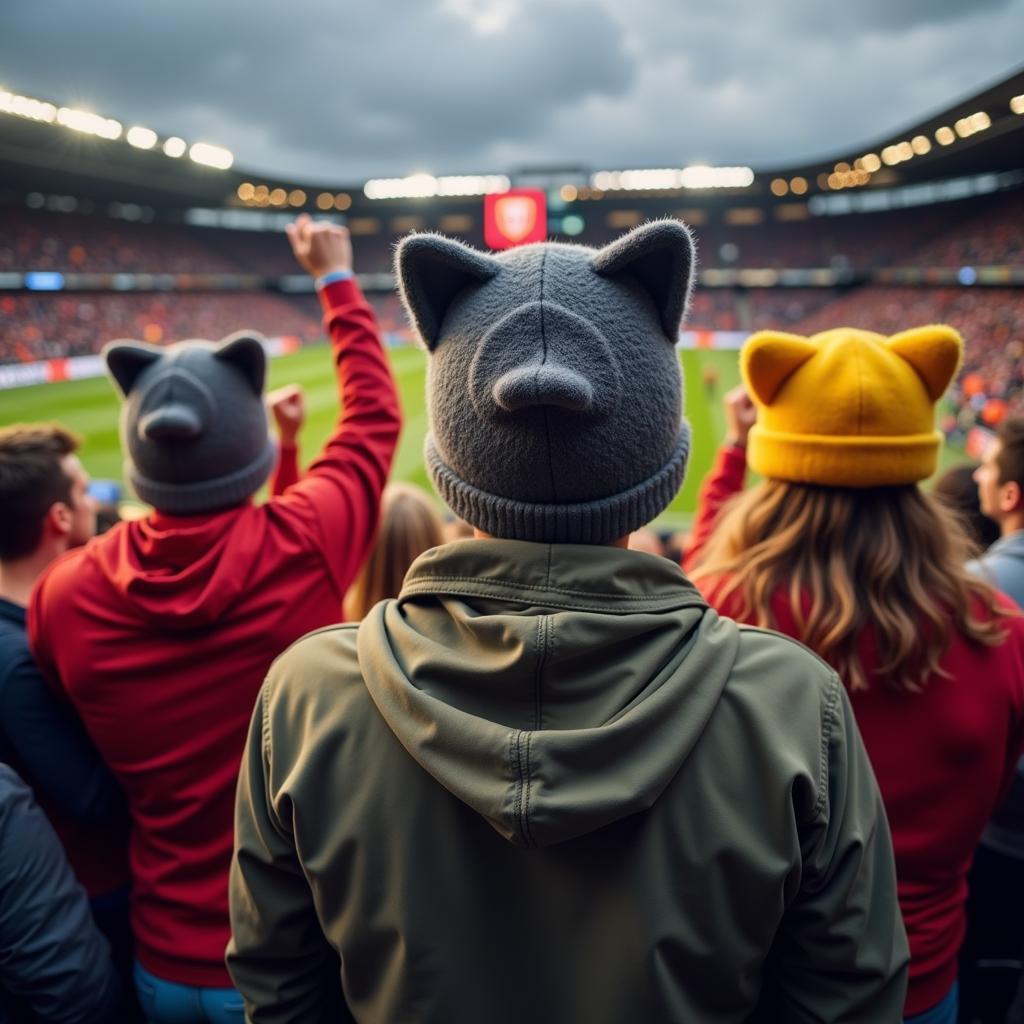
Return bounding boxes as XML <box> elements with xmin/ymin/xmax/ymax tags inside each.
<box><xmin>1</xmin><ymin>0</ymin><xmax>1022</xmax><ymax>183</ymax></box>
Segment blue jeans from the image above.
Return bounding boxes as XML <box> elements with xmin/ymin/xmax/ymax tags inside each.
<box><xmin>904</xmin><ymin>981</ymin><xmax>958</xmax><ymax>1024</ymax></box>
<box><xmin>133</xmin><ymin>962</ymin><xmax>244</xmax><ymax>1024</ymax></box>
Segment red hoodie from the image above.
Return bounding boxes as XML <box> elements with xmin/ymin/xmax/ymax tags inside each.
<box><xmin>684</xmin><ymin>444</ymin><xmax>1024</xmax><ymax>1016</ymax></box>
<box><xmin>29</xmin><ymin>278</ymin><xmax>401</xmax><ymax>988</ymax></box>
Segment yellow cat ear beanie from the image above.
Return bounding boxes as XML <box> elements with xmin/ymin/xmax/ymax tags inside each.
<box><xmin>740</xmin><ymin>325</ymin><xmax>963</xmax><ymax>487</ymax></box>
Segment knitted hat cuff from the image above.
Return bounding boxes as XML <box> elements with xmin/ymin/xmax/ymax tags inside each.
<box><xmin>128</xmin><ymin>437</ymin><xmax>277</xmax><ymax>513</ymax></box>
<box><xmin>426</xmin><ymin>424</ymin><xmax>690</xmax><ymax>543</ymax></box>
<box><xmin>748</xmin><ymin>427</ymin><xmax>942</xmax><ymax>487</ymax></box>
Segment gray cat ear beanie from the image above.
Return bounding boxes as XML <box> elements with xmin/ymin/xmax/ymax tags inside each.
<box><xmin>103</xmin><ymin>331</ymin><xmax>276</xmax><ymax>514</ymax></box>
<box><xmin>396</xmin><ymin>219</ymin><xmax>697</xmax><ymax>544</ymax></box>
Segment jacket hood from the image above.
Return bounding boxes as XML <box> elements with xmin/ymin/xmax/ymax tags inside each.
<box><xmin>88</xmin><ymin>506</ymin><xmax>264</xmax><ymax>628</ymax></box>
<box><xmin>357</xmin><ymin>539</ymin><xmax>742</xmax><ymax>848</ymax></box>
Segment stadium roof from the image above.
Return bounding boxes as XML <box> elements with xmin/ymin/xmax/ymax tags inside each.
<box><xmin>0</xmin><ymin>68</ymin><xmax>1021</xmax><ymax>215</ymax></box>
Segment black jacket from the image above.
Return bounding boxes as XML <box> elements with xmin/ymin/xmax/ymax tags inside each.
<box><xmin>0</xmin><ymin>764</ymin><xmax>122</xmax><ymax>1023</ymax></box>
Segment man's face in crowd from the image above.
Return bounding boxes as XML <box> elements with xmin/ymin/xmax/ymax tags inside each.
<box><xmin>975</xmin><ymin>438</ymin><xmax>1019</xmax><ymax>523</ymax></box>
<box><xmin>60</xmin><ymin>453</ymin><xmax>97</xmax><ymax>547</ymax></box>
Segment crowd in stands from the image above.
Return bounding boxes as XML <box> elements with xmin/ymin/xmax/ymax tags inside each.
<box><xmin>2</xmin><ymin>215</ymin><xmax>1024</xmax><ymax>1024</ymax></box>
<box><xmin>1</xmin><ymin>188</ymin><xmax>1020</xmax><ymax>280</ymax></box>
<box><xmin>4</xmin><ymin>283</ymin><xmax>1022</xmax><ymax>371</ymax></box>
<box><xmin>2</xmin><ymin>189</ymin><xmax>1022</xmax><ymax>379</ymax></box>
<box><xmin>0</xmin><ymin>293</ymin><xmax>323</xmax><ymax>363</ymax></box>
<box><xmin>909</xmin><ymin>193</ymin><xmax>1024</xmax><ymax>268</ymax></box>
<box><xmin>0</xmin><ymin>211</ymin><xmax>240</xmax><ymax>275</ymax></box>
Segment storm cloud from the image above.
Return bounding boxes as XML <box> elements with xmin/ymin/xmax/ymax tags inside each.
<box><xmin>0</xmin><ymin>0</ymin><xmax>1021</xmax><ymax>181</ymax></box>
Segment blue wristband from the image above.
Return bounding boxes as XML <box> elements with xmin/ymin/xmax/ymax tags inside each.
<box><xmin>315</xmin><ymin>269</ymin><xmax>353</xmax><ymax>289</ymax></box>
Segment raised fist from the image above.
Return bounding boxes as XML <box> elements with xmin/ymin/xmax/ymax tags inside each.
<box><xmin>286</xmin><ymin>213</ymin><xmax>353</xmax><ymax>279</ymax></box>
<box><xmin>267</xmin><ymin>384</ymin><xmax>306</xmax><ymax>445</ymax></box>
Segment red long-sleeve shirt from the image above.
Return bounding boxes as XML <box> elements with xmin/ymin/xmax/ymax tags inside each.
<box><xmin>686</xmin><ymin>443</ymin><xmax>1024</xmax><ymax>1015</ymax></box>
<box><xmin>270</xmin><ymin>441</ymin><xmax>301</xmax><ymax>495</ymax></box>
<box><xmin>29</xmin><ymin>279</ymin><xmax>401</xmax><ymax>987</ymax></box>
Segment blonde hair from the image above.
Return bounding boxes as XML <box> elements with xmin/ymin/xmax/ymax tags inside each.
<box><xmin>344</xmin><ymin>484</ymin><xmax>445</xmax><ymax>620</ymax></box>
<box><xmin>691</xmin><ymin>480</ymin><xmax>1010</xmax><ymax>693</ymax></box>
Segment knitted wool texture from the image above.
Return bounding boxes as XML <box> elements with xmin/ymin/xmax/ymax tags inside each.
<box><xmin>741</xmin><ymin>325</ymin><xmax>963</xmax><ymax>487</ymax></box>
<box><xmin>104</xmin><ymin>333</ymin><xmax>276</xmax><ymax>514</ymax></box>
<box><xmin>396</xmin><ymin>220</ymin><xmax>696</xmax><ymax>543</ymax></box>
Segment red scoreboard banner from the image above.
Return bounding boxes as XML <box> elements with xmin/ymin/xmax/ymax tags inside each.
<box><xmin>484</xmin><ymin>188</ymin><xmax>547</xmax><ymax>249</ymax></box>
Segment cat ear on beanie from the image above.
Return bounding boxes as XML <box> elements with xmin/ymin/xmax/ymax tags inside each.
<box><xmin>741</xmin><ymin>331</ymin><xmax>818</xmax><ymax>406</ymax></box>
<box><xmin>396</xmin><ymin>234</ymin><xmax>500</xmax><ymax>350</ymax></box>
<box><xmin>214</xmin><ymin>332</ymin><xmax>267</xmax><ymax>396</ymax></box>
<box><xmin>886</xmin><ymin>325</ymin><xmax>963</xmax><ymax>401</ymax></box>
<box><xmin>591</xmin><ymin>220</ymin><xmax>696</xmax><ymax>338</ymax></box>
<box><xmin>103</xmin><ymin>341</ymin><xmax>163</xmax><ymax>397</ymax></box>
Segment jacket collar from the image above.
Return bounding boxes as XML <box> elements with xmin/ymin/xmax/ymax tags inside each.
<box><xmin>399</xmin><ymin>538</ymin><xmax>706</xmax><ymax>614</ymax></box>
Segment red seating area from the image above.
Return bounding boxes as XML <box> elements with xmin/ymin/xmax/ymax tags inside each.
<box><xmin>0</xmin><ymin>293</ymin><xmax>322</xmax><ymax>364</ymax></box>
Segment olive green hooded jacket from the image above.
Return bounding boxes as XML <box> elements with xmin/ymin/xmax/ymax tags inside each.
<box><xmin>228</xmin><ymin>540</ymin><xmax>908</xmax><ymax>1023</ymax></box>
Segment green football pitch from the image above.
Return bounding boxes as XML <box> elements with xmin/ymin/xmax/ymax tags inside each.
<box><xmin>0</xmin><ymin>344</ymin><xmax>962</xmax><ymax>530</ymax></box>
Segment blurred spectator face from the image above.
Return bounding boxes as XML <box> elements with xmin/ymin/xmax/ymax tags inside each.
<box><xmin>59</xmin><ymin>453</ymin><xmax>97</xmax><ymax>548</ymax></box>
<box><xmin>933</xmin><ymin>463</ymin><xmax>1000</xmax><ymax>551</ymax></box>
<box><xmin>975</xmin><ymin>438</ymin><xmax>1021</xmax><ymax>523</ymax></box>
<box><xmin>0</xmin><ymin>424</ymin><xmax>92</xmax><ymax>561</ymax></box>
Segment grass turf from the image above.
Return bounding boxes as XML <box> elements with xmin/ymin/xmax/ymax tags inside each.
<box><xmin>0</xmin><ymin>344</ymin><xmax>962</xmax><ymax>530</ymax></box>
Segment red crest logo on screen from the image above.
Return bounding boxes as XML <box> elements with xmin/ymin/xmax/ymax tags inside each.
<box><xmin>484</xmin><ymin>189</ymin><xmax>547</xmax><ymax>249</ymax></box>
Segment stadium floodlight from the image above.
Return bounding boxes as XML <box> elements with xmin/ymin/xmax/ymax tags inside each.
<box><xmin>590</xmin><ymin>166</ymin><xmax>754</xmax><ymax>191</ymax></box>
<box><xmin>127</xmin><ymin>126</ymin><xmax>158</xmax><ymax>150</ymax></box>
<box><xmin>363</xmin><ymin>173</ymin><xmax>510</xmax><ymax>200</ymax></box>
<box><xmin>189</xmin><ymin>142</ymin><xmax>234</xmax><ymax>170</ymax></box>
<box><xmin>57</xmin><ymin>107</ymin><xmax>122</xmax><ymax>140</ymax></box>
<box><xmin>0</xmin><ymin>89</ymin><xmax>57</xmax><ymax>123</ymax></box>
<box><xmin>163</xmin><ymin>136</ymin><xmax>187</xmax><ymax>158</ymax></box>
<box><xmin>1012</xmin><ymin>95</ymin><xmax>1024</xmax><ymax>115</ymax></box>
<box><xmin>955</xmin><ymin>118</ymin><xmax>971</xmax><ymax>138</ymax></box>
<box><xmin>935</xmin><ymin>126</ymin><xmax>956</xmax><ymax>146</ymax></box>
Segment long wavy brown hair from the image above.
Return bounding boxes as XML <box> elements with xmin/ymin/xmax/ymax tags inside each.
<box><xmin>691</xmin><ymin>480</ymin><xmax>1010</xmax><ymax>692</ymax></box>
<box><xmin>344</xmin><ymin>484</ymin><xmax>446</xmax><ymax>621</ymax></box>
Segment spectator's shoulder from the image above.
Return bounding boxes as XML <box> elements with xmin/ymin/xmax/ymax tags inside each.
<box><xmin>33</xmin><ymin>543</ymin><xmax>90</xmax><ymax>604</ymax></box>
<box><xmin>262</xmin><ymin>623</ymin><xmax>366</xmax><ymax>723</ymax></box>
<box><xmin>0</xmin><ymin>764</ymin><xmax>40</xmax><ymax>853</ymax></box>
<box><xmin>723</xmin><ymin>622</ymin><xmax>843</xmax><ymax>774</ymax></box>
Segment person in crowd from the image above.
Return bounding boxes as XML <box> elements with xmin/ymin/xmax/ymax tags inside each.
<box><xmin>265</xmin><ymin>383</ymin><xmax>306</xmax><ymax>494</ymax></box>
<box><xmin>627</xmin><ymin>525</ymin><xmax>664</xmax><ymax>556</ymax></box>
<box><xmin>0</xmin><ymin>425</ymin><xmax>133</xmax><ymax>987</ymax></box>
<box><xmin>958</xmin><ymin>417</ymin><xmax>1024</xmax><ymax>1024</ymax></box>
<box><xmin>0</xmin><ymin>763</ymin><xmax>124</xmax><ymax>1023</ymax></box>
<box><xmin>29</xmin><ymin>216</ymin><xmax>402</xmax><ymax>1022</ymax></box>
<box><xmin>228</xmin><ymin>222</ymin><xmax>908</xmax><ymax>1023</ymax></box>
<box><xmin>970</xmin><ymin>416</ymin><xmax>1024</xmax><ymax>605</ymax></box>
<box><xmin>343</xmin><ymin>483</ymin><xmax>445</xmax><ymax>620</ymax></box>
<box><xmin>685</xmin><ymin>327</ymin><xmax>1024</xmax><ymax>1024</ymax></box>
<box><xmin>933</xmin><ymin>464</ymin><xmax>1000</xmax><ymax>553</ymax></box>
